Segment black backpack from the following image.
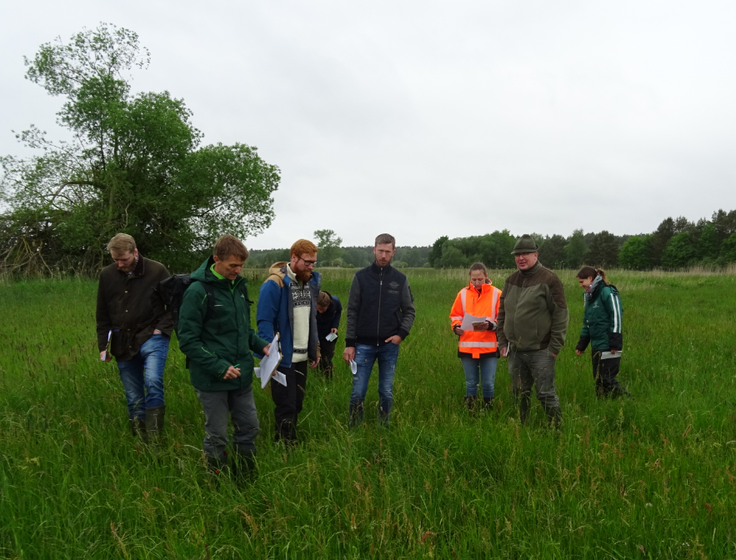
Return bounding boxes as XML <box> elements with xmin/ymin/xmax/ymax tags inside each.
<box><xmin>157</xmin><ymin>274</ymin><xmax>216</xmax><ymax>331</ymax></box>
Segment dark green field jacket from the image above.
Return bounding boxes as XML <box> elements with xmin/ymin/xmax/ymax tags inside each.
<box><xmin>496</xmin><ymin>262</ymin><xmax>569</xmax><ymax>355</ymax></box>
<box><xmin>575</xmin><ymin>281</ymin><xmax>623</xmax><ymax>353</ymax></box>
<box><xmin>177</xmin><ymin>257</ymin><xmax>269</xmax><ymax>392</ymax></box>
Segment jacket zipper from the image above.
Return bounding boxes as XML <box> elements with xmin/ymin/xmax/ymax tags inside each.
<box><xmin>376</xmin><ymin>267</ymin><xmax>383</xmax><ymax>346</ymax></box>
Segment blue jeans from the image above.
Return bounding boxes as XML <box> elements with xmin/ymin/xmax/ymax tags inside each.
<box><xmin>116</xmin><ymin>334</ymin><xmax>169</xmax><ymax>420</ymax></box>
<box><xmin>460</xmin><ymin>355</ymin><xmax>498</xmax><ymax>398</ymax></box>
<box><xmin>349</xmin><ymin>342</ymin><xmax>400</xmax><ymax>426</ymax></box>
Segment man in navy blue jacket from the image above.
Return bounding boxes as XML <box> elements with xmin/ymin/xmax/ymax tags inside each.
<box><xmin>342</xmin><ymin>233</ymin><xmax>415</xmax><ymax>427</ymax></box>
<box><xmin>257</xmin><ymin>239</ymin><xmax>321</xmax><ymax>445</ymax></box>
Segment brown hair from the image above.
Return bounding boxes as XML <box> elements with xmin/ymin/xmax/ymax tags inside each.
<box><xmin>214</xmin><ymin>235</ymin><xmax>249</xmax><ymax>261</ymax></box>
<box><xmin>374</xmin><ymin>233</ymin><xmax>396</xmax><ymax>248</ymax></box>
<box><xmin>290</xmin><ymin>239</ymin><xmax>318</xmax><ymax>258</ymax></box>
<box><xmin>107</xmin><ymin>233</ymin><xmax>136</xmax><ymax>254</ymax></box>
<box><xmin>576</xmin><ymin>266</ymin><xmax>610</xmax><ymax>285</ymax></box>
<box><xmin>469</xmin><ymin>262</ymin><xmax>488</xmax><ymax>275</ymax></box>
<box><xmin>317</xmin><ymin>291</ymin><xmax>332</xmax><ymax>307</ymax></box>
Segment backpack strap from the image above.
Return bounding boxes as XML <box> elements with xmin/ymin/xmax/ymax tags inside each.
<box><xmin>267</xmin><ymin>262</ymin><xmax>287</xmax><ymax>288</ymax></box>
<box><xmin>202</xmin><ymin>282</ymin><xmax>216</xmax><ymax>323</ymax></box>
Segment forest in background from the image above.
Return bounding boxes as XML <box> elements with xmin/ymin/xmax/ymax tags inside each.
<box><xmin>247</xmin><ymin>208</ymin><xmax>736</xmax><ymax>272</ymax></box>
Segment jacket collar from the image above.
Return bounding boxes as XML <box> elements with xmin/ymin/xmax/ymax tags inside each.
<box><xmin>519</xmin><ymin>261</ymin><xmax>541</xmax><ymax>277</ymax></box>
<box><xmin>123</xmin><ymin>253</ymin><xmax>145</xmax><ymax>278</ymax></box>
<box><xmin>370</xmin><ymin>261</ymin><xmax>392</xmax><ymax>275</ymax></box>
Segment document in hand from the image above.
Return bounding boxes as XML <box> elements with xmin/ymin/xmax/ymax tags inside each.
<box><xmin>461</xmin><ymin>313</ymin><xmax>487</xmax><ymax>332</ymax></box>
<box><xmin>258</xmin><ymin>333</ymin><xmax>284</xmax><ymax>389</ymax></box>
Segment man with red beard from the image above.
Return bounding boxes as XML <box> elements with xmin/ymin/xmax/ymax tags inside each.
<box><xmin>257</xmin><ymin>239</ymin><xmax>321</xmax><ymax>445</ymax></box>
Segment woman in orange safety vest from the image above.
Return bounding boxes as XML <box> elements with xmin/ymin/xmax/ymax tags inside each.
<box><xmin>449</xmin><ymin>262</ymin><xmax>502</xmax><ymax>412</ymax></box>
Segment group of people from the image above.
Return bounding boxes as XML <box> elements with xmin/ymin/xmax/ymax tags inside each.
<box><xmin>96</xmin><ymin>232</ymin><xmax>414</xmax><ymax>477</ymax></box>
<box><xmin>449</xmin><ymin>234</ymin><xmax>628</xmax><ymax>427</ymax></box>
<box><xmin>96</xmin><ymin>231</ymin><xmax>627</xmax><ymax>477</ymax></box>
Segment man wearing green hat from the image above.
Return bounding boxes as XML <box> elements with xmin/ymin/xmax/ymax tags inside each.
<box><xmin>496</xmin><ymin>234</ymin><xmax>568</xmax><ymax>426</ymax></box>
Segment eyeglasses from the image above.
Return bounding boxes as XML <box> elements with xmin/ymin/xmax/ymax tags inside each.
<box><xmin>299</xmin><ymin>257</ymin><xmax>317</xmax><ymax>267</ymax></box>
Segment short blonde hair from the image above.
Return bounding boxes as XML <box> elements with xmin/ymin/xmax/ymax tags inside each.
<box><xmin>107</xmin><ymin>233</ymin><xmax>136</xmax><ymax>254</ymax></box>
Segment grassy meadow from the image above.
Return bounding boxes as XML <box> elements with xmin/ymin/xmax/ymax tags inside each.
<box><xmin>1</xmin><ymin>268</ymin><xmax>735</xmax><ymax>559</ymax></box>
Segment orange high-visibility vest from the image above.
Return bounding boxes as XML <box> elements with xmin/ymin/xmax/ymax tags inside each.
<box><xmin>449</xmin><ymin>281</ymin><xmax>502</xmax><ymax>359</ymax></box>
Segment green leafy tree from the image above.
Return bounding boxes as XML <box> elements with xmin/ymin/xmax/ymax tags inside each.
<box><xmin>428</xmin><ymin>236</ymin><xmax>448</xmax><ymax>268</ymax></box>
<box><xmin>439</xmin><ymin>243</ymin><xmax>466</xmax><ymax>268</ymax></box>
<box><xmin>538</xmin><ymin>234</ymin><xmax>566</xmax><ymax>268</ymax></box>
<box><xmin>711</xmin><ymin>209</ymin><xmax>736</xmax><ymax>244</ymax></box>
<box><xmin>313</xmin><ymin>229</ymin><xmax>343</xmax><ymax>266</ymax></box>
<box><xmin>618</xmin><ymin>235</ymin><xmax>652</xmax><ymax>270</ymax></box>
<box><xmin>696</xmin><ymin>221</ymin><xmax>719</xmax><ymax>261</ymax></box>
<box><xmin>720</xmin><ymin>231</ymin><xmax>736</xmax><ymax>263</ymax></box>
<box><xmin>649</xmin><ymin>217</ymin><xmax>675</xmax><ymax>267</ymax></box>
<box><xmin>661</xmin><ymin>232</ymin><xmax>697</xmax><ymax>269</ymax></box>
<box><xmin>585</xmin><ymin>231</ymin><xmax>620</xmax><ymax>268</ymax></box>
<box><xmin>341</xmin><ymin>246</ymin><xmax>373</xmax><ymax>268</ymax></box>
<box><xmin>0</xmin><ymin>24</ymin><xmax>279</xmax><ymax>274</ymax></box>
<box><xmin>563</xmin><ymin>229</ymin><xmax>587</xmax><ymax>269</ymax></box>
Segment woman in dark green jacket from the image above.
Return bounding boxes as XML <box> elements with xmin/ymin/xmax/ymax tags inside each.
<box><xmin>575</xmin><ymin>267</ymin><xmax>629</xmax><ymax>398</ymax></box>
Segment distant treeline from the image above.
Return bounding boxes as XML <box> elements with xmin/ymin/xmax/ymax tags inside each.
<box><xmin>250</xmin><ymin>208</ymin><xmax>736</xmax><ymax>271</ymax></box>
<box><xmin>248</xmin><ymin>246</ymin><xmax>431</xmax><ymax>269</ymax></box>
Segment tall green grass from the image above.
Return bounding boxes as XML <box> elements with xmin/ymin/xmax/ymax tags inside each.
<box><xmin>1</xmin><ymin>270</ymin><xmax>735</xmax><ymax>559</ymax></box>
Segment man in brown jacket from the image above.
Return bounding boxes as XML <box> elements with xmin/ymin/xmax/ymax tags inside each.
<box><xmin>497</xmin><ymin>234</ymin><xmax>568</xmax><ymax>426</ymax></box>
<box><xmin>96</xmin><ymin>233</ymin><xmax>173</xmax><ymax>440</ymax></box>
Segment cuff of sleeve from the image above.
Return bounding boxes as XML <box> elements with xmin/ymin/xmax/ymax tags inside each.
<box><xmin>345</xmin><ymin>339</ymin><xmax>356</xmax><ymax>348</ymax></box>
<box><xmin>398</xmin><ymin>329</ymin><xmax>410</xmax><ymax>340</ymax></box>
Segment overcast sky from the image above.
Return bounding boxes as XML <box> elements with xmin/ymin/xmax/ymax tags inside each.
<box><xmin>2</xmin><ymin>1</ymin><xmax>735</xmax><ymax>250</ymax></box>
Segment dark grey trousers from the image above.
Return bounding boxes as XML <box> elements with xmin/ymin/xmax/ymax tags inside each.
<box><xmin>508</xmin><ymin>348</ymin><xmax>561</xmax><ymax>421</ymax></box>
<box><xmin>195</xmin><ymin>385</ymin><xmax>260</xmax><ymax>462</ymax></box>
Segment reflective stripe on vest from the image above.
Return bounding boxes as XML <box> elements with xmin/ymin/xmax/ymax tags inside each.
<box><xmin>460</xmin><ymin>341</ymin><xmax>497</xmax><ymax>348</ymax></box>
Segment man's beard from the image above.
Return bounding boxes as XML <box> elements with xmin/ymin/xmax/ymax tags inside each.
<box><xmin>295</xmin><ymin>268</ymin><xmax>312</xmax><ymax>283</ymax></box>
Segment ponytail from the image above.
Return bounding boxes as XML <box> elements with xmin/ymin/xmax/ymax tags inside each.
<box><xmin>576</xmin><ymin>266</ymin><xmax>610</xmax><ymax>285</ymax></box>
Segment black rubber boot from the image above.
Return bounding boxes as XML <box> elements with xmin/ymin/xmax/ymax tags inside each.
<box><xmin>145</xmin><ymin>406</ymin><xmax>165</xmax><ymax>441</ymax></box>
<box><xmin>483</xmin><ymin>397</ymin><xmax>494</xmax><ymax>411</ymax></box>
<box><xmin>129</xmin><ymin>418</ymin><xmax>147</xmax><ymax>441</ymax></box>
<box><xmin>275</xmin><ymin>419</ymin><xmax>297</xmax><ymax>447</ymax></box>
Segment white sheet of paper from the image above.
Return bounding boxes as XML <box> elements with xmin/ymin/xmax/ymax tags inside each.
<box><xmin>325</xmin><ymin>332</ymin><xmax>337</xmax><ymax>342</ymax></box>
<box><xmin>258</xmin><ymin>333</ymin><xmax>282</xmax><ymax>389</ymax></box>
<box><xmin>461</xmin><ymin>313</ymin><xmax>486</xmax><ymax>331</ymax></box>
<box><xmin>272</xmin><ymin>370</ymin><xmax>287</xmax><ymax>386</ymax></box>
<box><xmin>101</xmin><ymin>329</ymin><xmax>112</xmax><ymax>361</ymax></box>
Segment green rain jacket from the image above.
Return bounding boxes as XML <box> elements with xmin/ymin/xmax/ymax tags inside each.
<box><xmin>178</xmin><ymin>257</ymin><xmax>269</xmax><ymax>391</ymax></box>
<box><xmin>575</xmin><ymin>279</ymin><xmax>623</xmax><ymax>353</ymax></box>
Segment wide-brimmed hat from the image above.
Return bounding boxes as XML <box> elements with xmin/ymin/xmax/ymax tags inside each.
<box><xmin>511</xmin><ymin>234</ymin><xmax>538</xmax><ymax>255</ymax></box>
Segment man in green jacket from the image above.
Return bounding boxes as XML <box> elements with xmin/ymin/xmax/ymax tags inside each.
<box><xmin>178</xmin><ymin>235</ymin><xmax>271</xmax><ymax>475</ymax></box>
<box><xmin>497</xmin><ymin>234</ymin><xmax>568</xmax><ymax>426</ymax></box>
